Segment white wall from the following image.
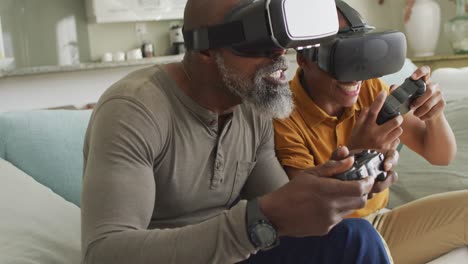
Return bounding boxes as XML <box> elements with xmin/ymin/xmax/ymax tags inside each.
<box><xmin>345</xmin><ymin>0</ymin><xmax>457</xmax><ymax>57</ymax></box>
<box><xmin>0</xmin><ymin>66</ymin><xmax>146</xmax><ymax>112</ymax></box>
<box><xmin>345</xmin><ymin>0</ymin><xmax>400</xmax><ymax>30</ymax></box>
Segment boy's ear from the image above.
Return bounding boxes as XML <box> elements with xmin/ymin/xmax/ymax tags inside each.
<box><xmin>296</xmin><ymin>51</ymin><xmax>311</xmax><ymax>68</ymax></box>
<box><xmin>296</xmin><ymin>51</ymin><xmax>306</xmax><ymax>67</ymax></box>
<box><xmin>297</xmin><ymin>47</ymin><xmax>319</xmax><ymax>69</ymax></box>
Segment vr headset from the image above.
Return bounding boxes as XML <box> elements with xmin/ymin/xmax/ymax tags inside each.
<box><xmin>183</xmin><ymin>0</ymin><xmax>339</xmax><ymax>57</ymax></box>
<box><xmin>301</xmin><ymin>0</ymin><xmax>407</xmax><ymax>82</ymax></box>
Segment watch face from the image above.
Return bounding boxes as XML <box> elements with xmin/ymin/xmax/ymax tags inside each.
<box><xmin>249</xmin><ymin>221</ymin><xmax>277</xmax><ymax>248</ymax></box>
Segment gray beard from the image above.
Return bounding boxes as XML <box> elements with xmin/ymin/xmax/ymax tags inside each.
<box><xmin>214</xmin><ymin>53</ymin><xmax>294</xmax><ymax>119</ymax></box>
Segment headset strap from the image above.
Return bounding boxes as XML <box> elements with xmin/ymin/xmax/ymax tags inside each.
<box><xmin>335</xmin><ymin>0</ymin><xmax>367</xmax><ymax>32</ymax></box>
<box><xmin>183</xmin><ymin>21</ymin><xmax>246</xmax><ymax>51</ymax></box>
<box><xmin>183</xmin><ymin>0</ymin><xmax>254</xmax><ymax>51</ymax></box>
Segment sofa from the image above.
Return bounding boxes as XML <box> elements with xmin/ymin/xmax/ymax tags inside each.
<box><xmin>0</xmin><ymin>110</ymin><xmax>89</xmax><ymax>264</ymax></box>
<box><xmin>0</xmin><ymin>60</ymin><xmax>467</xmax><ymax>263</ymax></box>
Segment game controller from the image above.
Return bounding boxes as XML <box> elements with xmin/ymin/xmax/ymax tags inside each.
<box><xmin>376</xmin><ymin>77</ymin><xmax>426</xmax><ymax>125</ymax></box>
<box><xmin>334</xmin><ymin>150</ymin><xmax>387</xmax><ymax>181</ymax></box>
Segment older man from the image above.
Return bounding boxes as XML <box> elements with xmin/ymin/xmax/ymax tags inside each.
<box><xmin>81</xmin><ymin>0</ymin><xmax>395</xmax><ymax>263</ymax></box>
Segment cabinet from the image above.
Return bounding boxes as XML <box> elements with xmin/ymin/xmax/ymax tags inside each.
<box><xmin>86</xmin><ymin>0</ymin><xmax>187</xmax><ymax>23</ymax></box>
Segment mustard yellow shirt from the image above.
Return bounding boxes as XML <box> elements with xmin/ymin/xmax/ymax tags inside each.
<box><xmin>274</xmin><ymin>69</ymin><xmax>390</xmax><ymax>218</ymax></box>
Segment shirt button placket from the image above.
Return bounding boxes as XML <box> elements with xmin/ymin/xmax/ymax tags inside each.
<box><xmin>210</xmin><ymin>148</ymin><xmax>224</xmax><ymax>189</ymax></box>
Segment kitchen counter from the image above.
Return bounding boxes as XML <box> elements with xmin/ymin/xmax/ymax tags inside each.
<box><xmin>0</xmin><ymin>54</ymin><xmax>184</xmax><ymax>78</ymax></box>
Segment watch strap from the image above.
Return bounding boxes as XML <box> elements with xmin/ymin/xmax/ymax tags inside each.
<box><xmin>246</xmin><ymin>198</ymin><xmax>279</xmax><ymax>249</ymax></box>
<box><xmin>247</xmin><ymin>198</ymin><xmax>263</xmax><ymax>226</ymax></box>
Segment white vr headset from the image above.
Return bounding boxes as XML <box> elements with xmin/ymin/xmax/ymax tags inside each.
<box><xmin>183</xmin><ymin>0</ymin><xmax>339</xmax><ymax>57</ymax></box>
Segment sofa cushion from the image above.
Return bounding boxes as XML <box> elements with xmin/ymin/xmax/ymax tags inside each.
<box><xmin>0</xmin><ymin>110</ymin><xmax>92</xmax><ymax>206</ymax></box>
<box><xmin>0</xmin><ymin>158</ymin><xmax>80</xmax><ymax>263</ymax></box>
<box><xmin>426</xmin><ymin>247</ymin><xmax>468</xmax><ymax>264</ymax></box>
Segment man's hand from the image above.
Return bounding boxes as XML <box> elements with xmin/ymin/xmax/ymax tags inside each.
<box><xmin>259</xmin><ymin>146</ymin><xmax>375</xmax><ymax>237</ymax></box>
<box><xmin>410</xmin><ymin>66</ymin><xmax>446</xmax><ymax>121</ymax></box>
<box><xmin>347</xmin><ymin>91</ymin><xmax>403</xmax><ymax>150</ymax></box>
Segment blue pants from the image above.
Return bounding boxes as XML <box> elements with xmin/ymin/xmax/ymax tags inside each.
<box><xmin>238</xmin><ymin>218</ymin><xmax>390</xmax><ymax>264</ymax></box>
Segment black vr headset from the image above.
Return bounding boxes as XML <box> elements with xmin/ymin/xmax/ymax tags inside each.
<box><xmin>301</xmin><ymin>0</ymin><xmax>407</xmax><ymax>82</ymax></box>
<box><xmin>183</xmin><ymin>0</ymin><xmax>339</xmax><ymax>57</ymax></box>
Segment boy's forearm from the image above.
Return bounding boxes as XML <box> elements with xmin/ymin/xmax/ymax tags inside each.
<box><xmin>423</xmin><ymin>113</ymin><xmax>457</xmax><ymax>165</ymax></box>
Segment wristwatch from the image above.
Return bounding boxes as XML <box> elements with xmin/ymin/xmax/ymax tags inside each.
<box><xmin>246</xmin><ymin>198</ymin><xmax>279</xmax><ymax>250</ymax></box>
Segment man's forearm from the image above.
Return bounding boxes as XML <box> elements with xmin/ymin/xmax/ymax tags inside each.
<box><xmin>82</xmin><ymin>201</ymin><xmax>255</xmax><ymax>264</ymax></box>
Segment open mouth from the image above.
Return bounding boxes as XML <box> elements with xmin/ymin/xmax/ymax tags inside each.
<box><xmin>337</xmin><ymin>81</ymin><xmax>361</xmax><ymax>95</ymax></box>
<box><xmin>263</xmin><ymin>68</ymin><xmax>288</xmax><ymax>85</ymax></box>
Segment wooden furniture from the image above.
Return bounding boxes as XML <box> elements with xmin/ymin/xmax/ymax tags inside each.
<box><xmin>410</xmin><ymin>54</ymin><xmax>468</xmax><ymax>71</ymax></box>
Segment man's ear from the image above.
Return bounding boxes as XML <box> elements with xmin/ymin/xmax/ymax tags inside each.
<box><xmin>196</xmin><ymin>50</ymin><xmax>211</xmax><ymax>60</ymax></box>
<box><xmin>195</xmin><ymin>49</ymin><xmax>219</xmax><ymax>66</ymax></box>
<box><xmin>188</xmin><ymin>50</ymin><xmax>216</xmax><ymax>69</ymax></box>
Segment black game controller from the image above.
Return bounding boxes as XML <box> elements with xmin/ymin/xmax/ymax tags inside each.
<box><xmin>376</xmin><ymin>77</ymin><xmax>426</xmax><ymax>125</ymax></box>
<box><xmin>334</xmin><ymin>150</ymin><xmax>387</xmax><ymax>181</ymax></box>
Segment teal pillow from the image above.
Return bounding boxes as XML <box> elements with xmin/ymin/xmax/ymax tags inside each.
<box><xmin>0</xmin><ymin>110</ymin><xmax>91</xmax><ymax>206</ymax></box>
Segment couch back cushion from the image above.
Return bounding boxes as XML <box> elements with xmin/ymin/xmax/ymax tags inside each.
<box><xmin>389</xmin><ymin>97</ymin><xmax>468</xmax><ymax>208</ymax></box>
<box><xmin>0</xmin><ymin>110</ymin><xmax>91</xmax><ymax>206</ymax></box>
<box><xmin>431</xmin><ymin>67</ymin><xmax>468</xmax><ymax>103</ymax></box>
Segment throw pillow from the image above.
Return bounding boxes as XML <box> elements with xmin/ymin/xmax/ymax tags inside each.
<box><xmin>0</xmin><ymin>158</ymin><xmax>80</xmax><ymax>264</ymax></box>
<box><xmin>0</xmin><ymin>110</ymin><xmax>92</xmax><ymax>206</ymax></box>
